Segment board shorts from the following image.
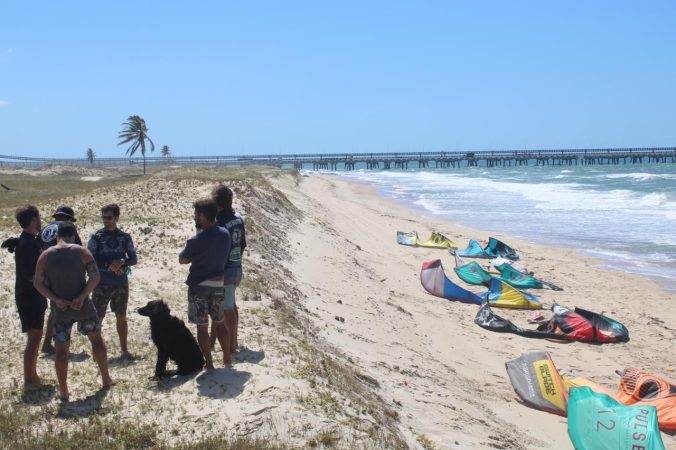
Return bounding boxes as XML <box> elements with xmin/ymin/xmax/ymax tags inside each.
<box><xmin>92</xmin><ymin>285</ymin><xmax>129</xmax><ymax>319</ymax></box>
<box><xmin>188</xmin><ymin>285</ymin><xmax>226</xmax><ymax>325</ymax></box>
<box><xmin>15</xmin><ymin>294</ymin><xmax>48</xmax><ymax>333</ymax></box>
<box><xmin>53</xmin><ymin>315</ymin><xmax>101</xmax><ymax>343</ymax></box>
<box><xmin>223</xmin><ymin>269</ymin><xmax>243</xmax><ymax>311</ymax></box>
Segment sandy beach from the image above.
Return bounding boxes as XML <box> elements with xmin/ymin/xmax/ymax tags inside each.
<box><xmin>274</xmin><ymin>172</ymin><xmax>676</xmax><ymax>449</ymax></box>
<box><xmin>0</xmin><ymin>166</ymin><xmax>674</xmax><ymax>449</ymax></box>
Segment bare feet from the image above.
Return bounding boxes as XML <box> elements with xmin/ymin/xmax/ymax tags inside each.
<box><xmin>29</xmin><ymin>373</ymin><xmax>41</xmax><ymax>384</ymax></box>
<box><xmin>102</xmin><ymin>376</ymin><xmax>115</xmax><ymax>388</ymax></box>
<box><xmin>41</xmin><ymin>346</ymin><xmax>55</xmax><ymax>355</ymax></box>
<box><xmin>223</xmin><ymin>355</ymin><xmax>232</xmax><ymax>366</ymax></box>
<box><xmin>23</xmin><ymin>378</ymin><xmax>42</xmax><ymax>391</ymax></box>
<box><xmin>120</xmin><ymin>352</ymin><xmax>135</xmax><ymax>361</ymax></box>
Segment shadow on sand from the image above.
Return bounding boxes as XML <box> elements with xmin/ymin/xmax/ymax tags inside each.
<box><xmin>196</xmin><ymin>367</ymin><xmax>251</xmax><ymax>399</ymax></box>
<box><xmin>155</xmin><ymin>370</ymin><xmax>201</xmax><ymax>392</ymax></box>
<box><xmin>232</xmin><ymin>348</ymin><xmax>265</xmax><ymax>364</ymax></box>
<box><xmin>41</xmin><ymin>351</ymin><xmax>91</xmax><ymax>362</ymax></box>
<box><xmin>57</xmin><ymin>386</ymin><xmax>110</xmax><ymax>419</ymax></box>
<box><xmin>21</xmin><ymin>383</ymin><xmax>57</xmax><ymax>406</ymax></box>
<box><xmin>108</xmin><ymin>354</ymin><xmax>141</xmax><ymax>368</ymax></box>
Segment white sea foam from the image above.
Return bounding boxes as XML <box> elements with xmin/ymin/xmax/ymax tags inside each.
<box><xmin>604</xmin><ymin>172</ymin><xmax>676</xmax><ymax>181</ymax></box>
<box><xmin>357</xmin><ymin>170</ymin><xmax>676</xmax><ymax>221</ymax></box>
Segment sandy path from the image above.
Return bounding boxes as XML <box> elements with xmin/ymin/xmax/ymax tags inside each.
<box><xmin>273</xmin><ymin>172</ymin><xmax>676</xmax><ymax>449</ymax></box>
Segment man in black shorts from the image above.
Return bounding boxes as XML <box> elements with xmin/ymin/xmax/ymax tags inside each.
<box><xmin>179</xmin><ymin>199</ymin><xmax>231</xmax><ymax>368</ymax></box>
<box><xmin>88</xmin><ymin>204</ymin><xmax>137</xmax><ymax>359</ymax></box>
<box><xmin>39</xmin><ymin>205</ymin><xmax>82</xmax><ymax>354</ymax></box>
<box><xmin>13</xmin><ymin>205</ymin><xmax>48</xmax><ymax>388</ymax></box>
<box><xmin>34</xmin><ymin>223</ymin><xmax>113</xmax><ymax>401</ymax></box>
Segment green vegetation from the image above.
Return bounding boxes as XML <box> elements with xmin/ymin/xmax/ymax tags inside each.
<box><xmin>161</xmin><ymin>145</ymin><xmax>171</xmax><ymax>159</ymax></box>
<box><xmin>86</xmin><ymin>148</ymin><xmax>95</xmax><ymax>165</ymax></box>
<box><xmin>0</xmin><ymin>171</ymin><xmax>141</xmax><ymax>218</ymax></box>
<box><xmin>118</xmin><ymin>115</ymin><xmax>155</xmax><ymax>175</ymax></box>
<box><xmin>0</xmin><ymin>405</ymin><xmax>287</xmax><ymax>450</ymax></box>
<box><xmin>416</xmin><ymin>434</ymin><xmax>437</xmax><ymax>450</ymax></box>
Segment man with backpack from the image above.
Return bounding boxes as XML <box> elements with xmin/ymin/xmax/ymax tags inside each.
<box><xmin>88</xmin><ymin>204</ymin><xmax>137</xmax><ymax>359</ymax></box>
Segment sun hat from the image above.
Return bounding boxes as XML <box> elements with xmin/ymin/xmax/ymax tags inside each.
<box><xmin>52</xmin><ymin>205</ymin><xmax>77</xmax><ymax>222</ymax></box>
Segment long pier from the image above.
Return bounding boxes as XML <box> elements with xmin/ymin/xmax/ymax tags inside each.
<box><xmin>1</xmin><ymin>147</ymin><xmax>675</xmax><ymax>170</ymax></box>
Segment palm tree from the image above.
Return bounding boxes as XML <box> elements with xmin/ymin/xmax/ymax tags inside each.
<box><xmin>86</xmin><ymin>147</ymin><xmax>95</xmax><ymax>166</ymax></box>
<box><xmin>118</xmin><ymin>115</ymin><xmax>155</xmax><ymax>174</ymax></box>
<box><xmin>161</xmin><ymin>145</ymin><xmax>171</xmax><ymax>162</ymax></box>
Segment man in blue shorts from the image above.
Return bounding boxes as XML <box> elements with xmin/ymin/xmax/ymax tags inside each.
<box><xmin>211</xmin><ymin>185</ymin><xmax>246</xmax><ymax>354</ymax></box>
<box><xmin>34</xmin><ymin>223</ymin><xmax>113</xmax><ymax>401</ymax></box>
<box><xmin>12</xmin><ymin>205</ymin><xmax>47</xmax><ymax>389</ymax></box>
<box><xmin>88</xmin><ymin>204</ymin><xmax>138</xmax><ymax>359</ymax></box>
<box><xmin>179</xmin><ymin>199</ymin><xmax>232</xmax><ymax>368</ymax></box>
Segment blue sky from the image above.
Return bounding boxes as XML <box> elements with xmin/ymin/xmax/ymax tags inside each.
<box><xmin>1</xmin><ymin>1</ymin><xmax>675</xmax><ymax>158</ymax></box>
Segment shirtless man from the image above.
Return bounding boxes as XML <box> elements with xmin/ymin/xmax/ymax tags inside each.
<box><xmin>34</xmin><ymin>222</ymin><xmax>113</xmax><ymax>401</ymax></box>
<box><xmin>39</xmin><ymin>205</ymin><xmax>82</xmax><ymax>354</ymax></box>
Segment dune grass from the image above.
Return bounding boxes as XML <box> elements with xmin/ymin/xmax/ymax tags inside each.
<box><xmin>0</xmin><ymin>165</ymin><xmax>405</xmax><ymax>449</ymax></box>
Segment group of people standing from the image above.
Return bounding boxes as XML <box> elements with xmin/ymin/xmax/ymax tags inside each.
<box><xmin>9</xmin><ymin>184</ymin><xmax>245</xmax><ymax>401</ymax></box>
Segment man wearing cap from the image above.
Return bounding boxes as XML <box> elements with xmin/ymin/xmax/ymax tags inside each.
<box><xmin>34</xmin><ymin>222</ymin><xmax>113</xmax><ymax>401</ymax></box>
<box><xmin>40</xmin><ymin>205</ymin><xmax>82</xmax><ymax>249</ymax></box>
<box><xmin>38</xmin><ymin>205</ymin><xmax>82</xmax><ymax>354</ymax></box>
<box><xmin>88</xmin><ymin>204</ymin><xmax>137</xmax><ymax>359</ymax></box>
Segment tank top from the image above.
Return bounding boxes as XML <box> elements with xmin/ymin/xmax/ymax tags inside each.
<box><xmin>45</xmin><ymin>245</ymin><xmax>96</xmax><ymax>321</ymax></box>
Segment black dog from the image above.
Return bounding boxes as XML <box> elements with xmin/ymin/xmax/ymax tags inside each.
<box><xmin>137</xmin><ymin>300</ymin><xmax>204</xmax><ymax>378</ymax></box>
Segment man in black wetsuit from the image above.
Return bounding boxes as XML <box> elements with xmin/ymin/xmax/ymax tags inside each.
<box><xmin>88</xmin><ymin>204</ymin><xmax>138</xmax><ymax>359</ymax></box>
<box><xmin>13</xmin><ymin>205</ymin><xmax>48</xmax><ymax>389</ymax></box>
<box><xmin>38</xmin><ymin>205</ymin><xmax>82</xmax><ymax>354</ymax></box>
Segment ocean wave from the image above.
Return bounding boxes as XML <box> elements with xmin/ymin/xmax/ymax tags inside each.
<box><xmin>638</xmin><ymin>192</ymin><xmax>671</xmax><ymax>207</ymax></box>
<box><xmin>604</xmin><ymin>172</ymin><xmax>676</xmax><ymax>181</ymax></box>
<box><xmin>347</xmin><ymin>170</ymin><xmax>676</xmax><ymax>216</ymax></box>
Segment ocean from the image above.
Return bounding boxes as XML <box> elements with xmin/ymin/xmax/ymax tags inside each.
<box><xmin>333</xmin><ymin>163</ymin><xmax>676</xmax><ymax>293</ymax></box>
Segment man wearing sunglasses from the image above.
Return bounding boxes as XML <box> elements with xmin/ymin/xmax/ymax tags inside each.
<box><xmin>87</xmin><ymin>204</ymin><xmax>138</xmax><ymax>360</ymax></box>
